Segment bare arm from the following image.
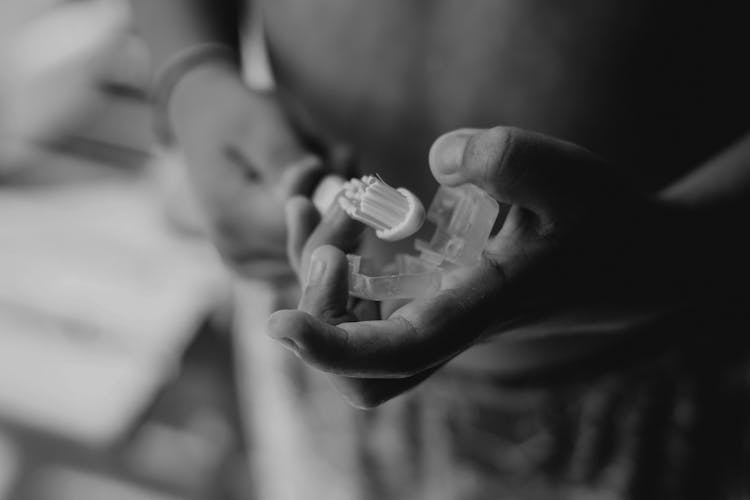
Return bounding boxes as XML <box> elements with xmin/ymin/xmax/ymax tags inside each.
<box><xmin>130</xmin><ymin>0</ymin><xmax>326</xmax><ymax>281</ymax></box>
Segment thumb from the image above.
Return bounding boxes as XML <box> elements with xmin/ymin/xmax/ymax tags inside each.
<box><xmin>429</xmin><ymin>126</ymin><xmax>617</xmax><ymax>228</ymax></box>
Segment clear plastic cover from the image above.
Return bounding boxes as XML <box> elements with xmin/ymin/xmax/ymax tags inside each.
<box><xmin>347</xmin><ymin>254</ymin><xmax>441</xmax><ymax>300</ymax></box>
<box><xmin>415</xmin><ymin>184</ymin><xmax>500</xmax><ymax>267</ymax></box>
<box><xmin>346</xmin><ymin>184</ymin><xmax>500</xmax><ymax>301</ymax></box>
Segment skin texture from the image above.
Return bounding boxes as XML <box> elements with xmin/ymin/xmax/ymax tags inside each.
<box><xmin>135</xmin><ymin>3</ymin><xmax>750</xmax><ymax>497</ymax></box>
<box><xmin>162</xmin><ymin>0</ymin><xmax>750</xmax><ymax>403</ymax></box>
<box><xmin>169</xmin><ymin>61</ymin><xmax>328</xmax><ymax>280</ymax></box>
<box><xmin>262</xmin><ymin>0</ymin><xmax>750</xmax><ymax>193</ymax></box>
<box><xmin>267</xmin><ymin>126</ymin><xmax>734</xmax><ymax>408</ymax></box>
<box><xmin>167</xmin><ymin>0</ymin><xmax>750</xmax><ymax>278</ymax></box>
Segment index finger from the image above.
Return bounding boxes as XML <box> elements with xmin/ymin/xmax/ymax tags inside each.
<box><xmin>298</xmin><ymin>201</ymin><xmax>366</xmax><ymax>283</ymax></box>
<box><xmin>267</xmin><ymin>259</ymin><xmax>509</xmax><ymax>378</ymax></box>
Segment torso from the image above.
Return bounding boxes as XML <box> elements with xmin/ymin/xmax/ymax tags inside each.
<box><xmin>256</xmin><ymin>0</ymin><xmax>750</xmax><ymax>374</ymax></box>
<box><xmin>260</xmin><ymin>0</ymin><xmax>750</xmax><ymax>196</ymax></box>
<box><xmin>245</xmin><ymin>7</ymin><xmax>750</xmax><ymax>496</ymax></box>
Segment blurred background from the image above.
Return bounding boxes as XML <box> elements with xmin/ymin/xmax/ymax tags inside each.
<box><xmin>0</xmin><ymin>1</ymin><xmax>252</xmax><ymax>498</ymax></box>
<box><xmin>6</xmin><ymin>2</ymin><xmax>750</xmax><ymax>500</ymax></box>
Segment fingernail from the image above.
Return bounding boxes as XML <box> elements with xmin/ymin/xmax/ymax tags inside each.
<box><xmin>429</xmin><ymin>131</ymin><xmax>472</xmax><ymax>177</ymax></box>
<box><xmin>277</xmin><ymin>337</ymin><xmax>301</xmax><ymax>354</ymax></box>
<box><xmin>307</xmin><ymin>256</ymin><xmax>326</xmax><ymax>284</ymax></box>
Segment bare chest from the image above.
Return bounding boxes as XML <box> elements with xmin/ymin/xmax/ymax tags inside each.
<box><xmin>261</xmin><ymin>0</ymin><xmax>750</xmax><ymax>189</ymax></box>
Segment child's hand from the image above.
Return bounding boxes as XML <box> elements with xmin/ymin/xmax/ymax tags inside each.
<box><xmin>169</xmin><ymin>61</ymin><xmax>325</xmax><ymax>279</ymax></box>
<box><xmin>268</xmin><ymin>127</ymin><xmax>696</xmax><ymax>408</ymax></box>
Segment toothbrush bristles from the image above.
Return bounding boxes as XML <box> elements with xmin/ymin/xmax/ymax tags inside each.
<box><xmin>340</xmin><ymin>175</ymin><xmax>410</xmax><ymax>230</ymax></box>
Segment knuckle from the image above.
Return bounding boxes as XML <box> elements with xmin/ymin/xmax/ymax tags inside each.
<box><xmin>465</xmin><ymin>126</ymin><xmax>514</xmax><ymax>185</ymax></box>
<box><xmin>483</xmin><ymin>126</ymin><xmax>514</xmax><ymax>148</ymax></box>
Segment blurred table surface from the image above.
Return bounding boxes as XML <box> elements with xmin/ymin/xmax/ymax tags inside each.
<box><xmin>0</xmin><ymin>170</ymin><xmax>229</xmax><ymax>446</ymax></box>
<box><xmin>0</xmin><ymin>164</ymin><xmax>252</xmax><ymax>500</ymax></box>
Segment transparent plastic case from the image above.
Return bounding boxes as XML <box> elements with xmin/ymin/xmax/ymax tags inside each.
<box><xmin>415</xmin><ymin>184</ymin><xmax>500</xmax><ymax>267</ymax></box>
<box><xmin>346</xmin><ymin>183</ymin><xmax>500</xmax><ymax>301</ymax></box>
<box><xmin>347</xmin><ymin>254</ymin><xmax>441</xmax><ymax>300</ymax></box>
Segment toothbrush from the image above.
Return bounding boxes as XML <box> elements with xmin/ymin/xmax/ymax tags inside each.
<box><xmin>338</xmin><ymin>175</ymin><xmax>425</xmax><ymax>241</ymax></box>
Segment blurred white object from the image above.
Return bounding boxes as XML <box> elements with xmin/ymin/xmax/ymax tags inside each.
<box><xmin>0</xmin><ymin>179</ymin><xmax>228</xmax><ymax>446</ymax></box>
<box><xmin>0</xmin><ymin>0</ymin><xmax>132</xmax><ymax>169</ymax></box>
